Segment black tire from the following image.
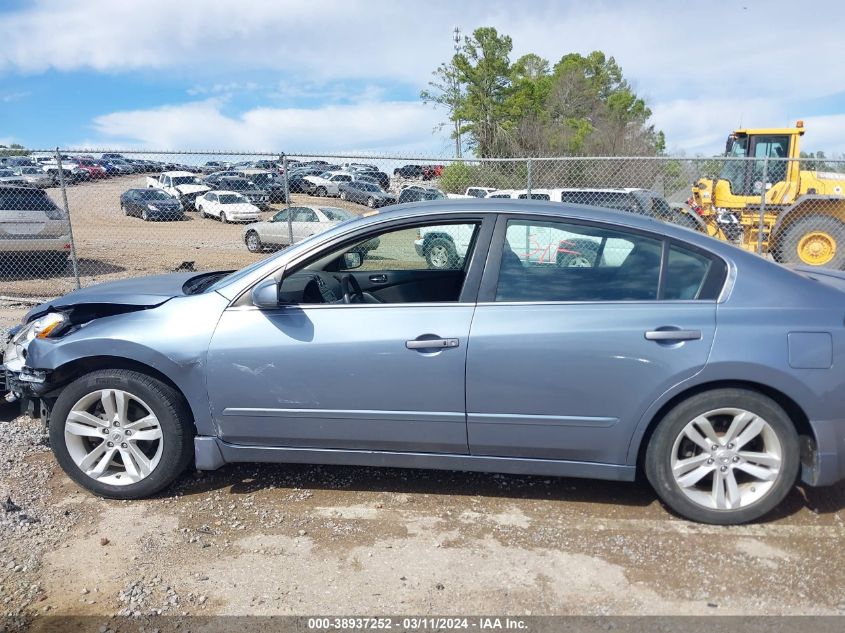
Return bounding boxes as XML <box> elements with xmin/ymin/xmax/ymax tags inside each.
<box><xmin>339</xmin><ymin>191</ymin><xmax>347</xmax><ymax>201</ymax></box>
<box><xmin>772</xmin><ymin>214</ymin><xmax>845</xmax><ymax>268</ymax></box>
<box><xmin>198</xmin><ymin>205</ymin><xmax>207</xmax><ymax>219</ymax></box>
<box><xmin>141</xmin><ymin>209</ymin><xmax>150</xmax><ymax>221</ymax></box>
<box><xmin>220</xmin><ymin>211</ymin><xmax>228</xmax><ymax>224</ymax></box>
<box><xmin>367</xmin><ymin>196</ymin><xmax>376</xmax><ymax>208</ymax></box>
<box><xmin>425</xmin><ymin>237</ymin><xmax>458</xmax><ymax>270</ymax></box>
<box><xmin>556</xmin><ymin>238</ymin><xmax>599</xmax><ymax>267</ymax></box>
<box><xmin>49</xmin><ymin>369</ymin><xmax>194</xmax><ymax>500</ymax></box>
<box><xmin>121</xmin><ymin>202</ymin><xmax>130</xmax><ymax>216</ymax></box>
<box><xmin>245</xmin><ymin>230</ymin><xmax>263</xmax><ymax>253</ymax></box>
<box><xmin>315</xmin><ymin>186</ymin><xmax>327</xmax><ymax>197</ymax></box>
<box><xmin>645</xmin><ymin>388</ymin><xmax>799</xmax><ymax>525</ymax></box>
<box><xmin>670</xmin><ymin>211</ymin><xmax>704</xmax><ymax>232</ymax></box>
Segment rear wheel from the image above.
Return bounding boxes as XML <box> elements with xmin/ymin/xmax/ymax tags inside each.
<box><xmin>49</xmin><ymin>369</ymin><xmax>194</xmax><ymax>499</ymax></box>
<box><xmin>774</xmin><ymin>215</ymin><xmax>845</xmax><ymax>268</ymax></box>
<box><xmin>245</xmin><ymin>230</ymin><xmax>263</xmax><ymax>253</ymax></box>
<box><xmin>425</xmin><ymin>237</ymin><xmax>458</xmax><ymax>270</ymax></box>
<box><xmin>315</xmin><ymin>186</ymin><xmax>327</xmax><ymax>197</ymax></box>
<box><xmin>645</xmin><ymin>388</ymin><xmax>799</xmax><ymax>524</ymax></box>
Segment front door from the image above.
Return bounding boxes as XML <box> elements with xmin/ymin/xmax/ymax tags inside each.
<box><xmin>466</xmin><ymin>216</ymin><xmax>721</xmax><ymax>465</ymax></box>
<box><xmin>206</xmin><ymin>218</ymin><xmax>486</xmax><ymax>453</ymax></box>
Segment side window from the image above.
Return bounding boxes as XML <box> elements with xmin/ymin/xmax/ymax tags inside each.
<box><xmin>292</xmin><ymin>208</ymin><xmax>319</xmax><ymax>222</ymax></box>
<box><xmin>272</xmin><ymin>209</ymin><xmax>289</xmax><ymax>222</ymax></box>
<box><xmin>496</xmin><ymin>219</ymin><xmax>662</xmax><ymax>302</ymax></box>
<box><xmin>664</xmin><ymin>244</ymin><xmax>713</xmax><ymax>300</ymax></box>
<box><xmin>340</xmin><ymin>223</ymin><xmax>480</xmax><ymax>272</ymax></box>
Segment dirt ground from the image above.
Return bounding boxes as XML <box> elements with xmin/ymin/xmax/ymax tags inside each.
<box><xmin>1</xmin><ymin>404</ymin><xmax>845</xmax><ymax>630</ymax></box>
<box><xmin>2</xmin><ymin>174</ymin><xmax>373</xmax><ymax>299</ymax></box>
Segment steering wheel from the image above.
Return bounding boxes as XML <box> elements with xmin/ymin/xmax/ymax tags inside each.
<box><xmin>341</xmin><ymin>274</ymin><xmax>365</xmax><ymax>304</ymax></box>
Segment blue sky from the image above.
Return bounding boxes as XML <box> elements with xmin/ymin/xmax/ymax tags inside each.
<box><xmin>2</xmin><ymin>0</ymin><xmax>845</xmax><ymax>156</ymax></box>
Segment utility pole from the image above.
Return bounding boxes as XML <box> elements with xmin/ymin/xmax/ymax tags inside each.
<box><xmin>452</xmin><ymin>26</ymin><xmax>462</xmax><ymax>159</ymax></box>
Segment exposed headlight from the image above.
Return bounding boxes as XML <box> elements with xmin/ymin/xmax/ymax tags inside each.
<box><xmin>11</xmin><ymin>312</ymin><xmax>67</xmax><ymax>346</ymax></box>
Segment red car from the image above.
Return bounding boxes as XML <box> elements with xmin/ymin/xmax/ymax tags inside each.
<box><xmin>422</xmin><ymin>164</ymin><xmax>444</xmax><ymax>180</ymax></box>
<box><xmin>73</xmin><ymin>158</ymin><xmax>107</xmax><ymax>179</ymax></box>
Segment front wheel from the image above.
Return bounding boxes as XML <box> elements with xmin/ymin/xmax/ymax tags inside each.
<box><xmin>425</xmin><ymin>237</ymin><xmax>458</xmax><ymax>270</ymax></box>
<box><xmin>315</xmin><ymin>187</ymin><xmax>327</xmax><ymax>197</ymax></box>
<box><xmin>645</xmin><ymin>388</ymin><xmax>799</xmax><ymax>524</ymax></box>
<box><xmin>220</xmin><ymin>211</ymin><xmax>228</xmax><ymax>224</ymax></box>
<box><xmin>367</xmin><ymin>197</ymin><xmax>376</xmax><ymax>208</ymax></box>
<box><xmin>340</xmin><ymin>191</ymin><xmax>347</xmax><ymax>201</ymax></box>
<box><xmin>773</xmin><ymin>215</ymin><xmax>845</xmax><ymax>268</ymax></box>
<box><xmin>198</xmin><ymin>206</ymin><xmax>207</xmax><ymax>218</ymax></box>
<box><xmin>141</xmin><ymin>209</ymin><xmax>150</xmax><ymax>221</ymax></box>
<box><xmin>49</xmin><ymin>369</ymin><xmax>194</xmax><ymax>499</ymax></box>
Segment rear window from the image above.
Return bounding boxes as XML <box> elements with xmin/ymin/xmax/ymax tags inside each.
<box><xmin>0</xmin><ymin>189</ymin><xmax>61</xmax><ymax>212</ymax></box>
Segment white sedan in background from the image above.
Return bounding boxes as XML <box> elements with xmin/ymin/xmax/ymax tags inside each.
<box><xmin>303</xmin><ymin>171</ymin><xmax>354</xmax><ymax>197</ymax></box>
<box><xmin>242</xmin><ymin>205</ymin><xmax>356</xmax><ymax>252</ymax></box>
<box><xmin>195</xmin><ymin>191</ymin><xmax>262</xmax><ymax>223</ymax></box>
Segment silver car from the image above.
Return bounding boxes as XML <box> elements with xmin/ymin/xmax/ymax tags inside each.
<box><xmin>4</xmin><ymin>199</ymin><xmax>845</xmax><ymax>525</ymax></box>
<box><xmin>13</xmin><ymin>166</ymin><xmax>55</xmax><ymax>188</ymax></box>
<box><xmin>0</xmin><ymin>185</ymin><xmax>70</xmax><ymax>273</ymax></box>
<box><xmin>243</xmin><ymin>205</ymin><xmax>356</xmax><ymax>252</ymax></box>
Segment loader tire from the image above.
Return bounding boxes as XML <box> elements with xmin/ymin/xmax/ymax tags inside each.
<box><xmin>774</xmin><ymin>215</ymin><xmax>845</xmax><ymax>269</ymax></box>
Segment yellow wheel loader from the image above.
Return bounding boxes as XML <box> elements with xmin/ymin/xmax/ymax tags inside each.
<box><xmin>689</xmin><ymin>121</ymin><xmax>845</xmax><ymax>267</ymax></box>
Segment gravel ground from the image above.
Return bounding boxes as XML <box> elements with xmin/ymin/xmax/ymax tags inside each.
<box><xmin>1</xmin><ymin>404</ymin><xmax>845</xmax><ymax>629</ymax></box>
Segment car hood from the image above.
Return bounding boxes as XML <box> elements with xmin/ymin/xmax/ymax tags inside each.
<box><xmin>175</xmin><ymin>184</ymin><xmax>210</xmax><ymax>194</ymax></box>
<box><xmin>24</xmin><ymin>272</ymin><xmax>216</xmax><ymax>320</ymax></box>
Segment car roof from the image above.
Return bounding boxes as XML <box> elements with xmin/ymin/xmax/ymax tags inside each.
<box><xmin>213</xmin><ymin>190</ymin><xmax>247</xmax><ymax>197</ymax></box>
<box><xmin>162</xmin><ymin>170</ymin><xmax>196</xmax><ymax>177</ymax></box>
<box><xmin>557</xmin><ymin>187</ymin><xmax>646</xmax><ymax>194</ymax></box>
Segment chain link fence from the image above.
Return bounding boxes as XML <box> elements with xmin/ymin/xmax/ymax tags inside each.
<box><xmin>1</xmin><ymin>149</ymin><xmax>844</xmax><ymax>301</ymax></box>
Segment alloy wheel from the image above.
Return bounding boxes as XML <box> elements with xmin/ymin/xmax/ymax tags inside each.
<box><xmin>64</xmin><ymin>389</ymin><xmax>164</xmax><ymax>486</ymax></box>
<box><xmin>429</xmin><ymin>244</ymin><xmax>450</xmax><ymax>268</ymax></box>
<box><xmin>670</xmin><ymin>407</ymin><xmax>782</xmax><ymax>510</ymax></box>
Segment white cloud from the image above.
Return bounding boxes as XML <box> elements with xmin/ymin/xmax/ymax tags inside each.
<box><xmin>3</xmin><ymin>0</ymin><xmax>845</xmax><ymax>154</ymax></box>
<box><xmin>88</xmin><ymin>98</ymin><xmax>444</xmax><ymax>153</ymax></box>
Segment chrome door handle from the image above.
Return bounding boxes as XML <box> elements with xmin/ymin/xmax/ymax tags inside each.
<box><xmin>645</xmin><ymin>329</ymin><xmax>702</xmax><ymax>341</ymax></box>
<box><xmin>405</xmin><ymin>338</ymin><xmax>460</xmax><ymax>350</ymax></box>
<box><xmin>369</xmin><ymin>274</ymin><xmax>388</xmax><ymax>283</ymax></box>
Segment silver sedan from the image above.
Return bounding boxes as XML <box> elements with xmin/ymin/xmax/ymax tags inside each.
<box><xmin>242</xmin><ymin>205</ymin><xmax>356</xmax><ymax>252</ymax></box>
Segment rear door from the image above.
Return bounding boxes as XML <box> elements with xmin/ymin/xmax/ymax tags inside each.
<box><xmin>466</xmin><ymin>215</ymin><xmax>723</xmax><ymax>465</ymax></box>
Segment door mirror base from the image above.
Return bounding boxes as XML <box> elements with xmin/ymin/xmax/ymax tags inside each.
<box><xmin>251</xmin><ymin>277</ymin><xmax>280</xmax><ymax>309</ymax></box>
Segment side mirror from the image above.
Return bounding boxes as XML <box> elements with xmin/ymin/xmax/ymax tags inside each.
<box><xmin>251</xmin><ymin>277</ymin><xmax>280</xmax><ymax>309</ymax></box>
<box><xmin>343</xmin><ymin>251</ymin><xmax>363</xmax><ymax>270</ymax></box>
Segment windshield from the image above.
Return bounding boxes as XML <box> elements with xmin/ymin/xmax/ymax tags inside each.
<box><xmin>171</xmin><ymin>176</ymin><xmax>200</xmax><ymax>186</ymax></box>
<box><xmin>357</xmin><ymin>182</ymin><xmax>379</xmax><ymax>192</ymax></box>
<box><xmin>0</xmin><ymin>189</ymin><xmax>61</xmax><ymax>211</ymax></box>
<box><xmin>138</xmin><ymin>190</ymin><xmax>173</xmax><ymax>201</ymax></box>
<box><xmin>319</xmin><ymin>207</ymin><xmax>355</xmax><ymax>221</ymax></box>
<box><xmin>219</xmin><ymin>194</ymin><xmax>245</xmax><ymax>204</ymax></box>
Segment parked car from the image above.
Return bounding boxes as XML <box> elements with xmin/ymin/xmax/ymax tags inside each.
<box><xmin>0</xmin><ymin>168</ymin><xmax>28</xmax><ymax>185</ymax></box>
<box><xmin>194</xmin><ymin>191</ymin><xmax>261</xmax><ymax>223</ymax></box>
<box><xmin>0</xmin><ymin>184</ymin><xmax>69</xmax><ymax>273</ymax></box>
<box><xmin>73</xmin><ymin>158</ymin><xmax>107</xmax><ymax>179</ymax></box>
<box><xmin>422</xmin><ymin>164</ymin><xmax>444</xmax><ymax>180</ymax></box>
<box><xmin>338</xmin><ymin>181</ymin><xmax>395</xmax><ymax>208</ymax></box>
<box><xmin>13</xmin><ymin>167</ymin><xmax>54</xmax><ymax>188</ymax></box>
<box><xmin>397</xmin><ymin>186</ymin><xmax>446</xmax><ymax>204</ymax></box>
<box><xmin>120</xmin><ymin>189</ymin><xmax>184</xmax><ymax>221</ymax></box>
<box><xmin>554</xmin><ymin>188</ymin><xmax>703</xmax><ymax>231</ymax></box>
<box><xmin>242</xmin><ymin>205</ymin><xmax>359</xmax><ymax>252</ymax></box>
<box><xmin>241</xmin><ymin>169</ymin><xmax>288</xmax><ymax>203</ymax></box>
<box><xmin>146</xmin><ymin>171</ymin><xmax>210</xmax><ymax>210</ymax></box>
<box><xmin>353</xmin><ymin>168</ymin><xmax>390</xmax><ymax>190</ymax></box>
<box><xmin>100</xmin><ymin>153</ymin><xmax>125</xmax><ymax>161</ymax></box>
<box><xmin>199</xmin><ymin>161</ymin><xmax>231</xmax><ymax>174</ymax></box>
<box><xmin>94</xmin><ymin>161</ymin><xmax>121</xmax><ymax>177</ymax></box>
<box><xmin>210</xmin><ymin>177</ymin><xmax>270</xmax><ymax>210</ymax></box>
<box><xmin>447</xmin><ymin>187</ymin><xmax>498</xmax><ymax>199</ymax></box>
<box><xmin>393</xmin><ymin>164</ymin><xmax>426</xmax><ymax>179</ymax></box>
<box><xmin>202</xmin><ymin>170</ymin><xmax>244</xmax><ymax>187</ymax></box>
<box><xmin>303</xmin><ymin>171</ymin><xmax>354</xmax><ymax>197</ymax></box>
<box><xmin>6</xmin><ymin>199</ymin><xmax>845</xmax><ymax>526</ymax></box>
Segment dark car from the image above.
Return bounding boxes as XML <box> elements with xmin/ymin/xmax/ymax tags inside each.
<box><xmin>352</xmin><ymin>167</ymin><xmax>390</xmax><ymax>189</ymax></box>
<box><xmin>202</xmin><ymin>170</ymin><xmax>245</xmax><ymax>187</ymax></box>
<box><xmin>242</xmin><ymin>171</ymin><xmax>288</xmax><ymax>203</ymax></box>
<box><xmin>393</xmin><ymin>164</ymin><xmax>425</xmax><ymax>179</ymax></box>
<box><xmin>287</xmin><ymin>167</ymin><xmax>329</xmax><ymax>194</ymax></box>
<box><xmin>338</xmin><ymin>181</ymin><xmax>396</xmax><ymax>208</ymax></box>
<box><xmin>398</xmin><ymin>186</ymin><xmax>446</xmax><ymax>204</ymax></box>
<box><xmin>119</xmin><ymin>188</ymin><xmax>184</xmax><ymax>221</ymax></box>
<box><xmin>212</xmin><ymin>177</ymin><xmax>269</xmax><ymax>210</ymax></box>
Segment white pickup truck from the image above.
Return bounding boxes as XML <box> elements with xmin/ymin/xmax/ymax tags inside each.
<box><xmin>446</xmin><ymin>186</ymin><xmax>497</xmax><ymax>199</ymax></box>
<box><xmin>146</xmin><ymin>171</ymin><xmax>210</xmax><ymax>209</ymax></box>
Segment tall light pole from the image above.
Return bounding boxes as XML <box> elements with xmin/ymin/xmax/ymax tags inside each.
<box><xmin>452</xmin><ymin>26</ymin><xmax>463</xmax><ymax>159</ymax></box>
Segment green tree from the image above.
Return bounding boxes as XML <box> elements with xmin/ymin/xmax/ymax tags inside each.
<box><xmin>0</xmin><ymin>143</ymin><xmax>29</xmax><ymax>157</ymax></box>
<box><xmin>420</xmin><ymin>61</ymin><xmax>465</xmax><ymax>158</ymax></box>
<box><xmin>452</xmin><ymin>27</ymin><xmax>514</xmax><ymax>157</ymax></box>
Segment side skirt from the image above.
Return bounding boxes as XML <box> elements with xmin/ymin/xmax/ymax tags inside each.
<box><xmin>194</xmin><ymin>436</ymin><xmax>636</xmax><ymax>481</ymax></box>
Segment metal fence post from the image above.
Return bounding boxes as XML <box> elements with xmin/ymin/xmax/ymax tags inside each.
<box><xmin>526</xmin><ymin>158</ymin><xmax>533</xmax><ymax>196</ymax></box>
<box><xmin>281</xmin><ymin>153</ymin><xmax>293</xmax><ymax>246</ymax></box>
<box><xmin>757</xmin><ymin>156</ymin><xmax>769</xmax><ymax>255</ymax></box>
<box><xmin>54</xmin><ymin>147</ymin><xmax>81</xmax><ymax>289</ymax></box>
